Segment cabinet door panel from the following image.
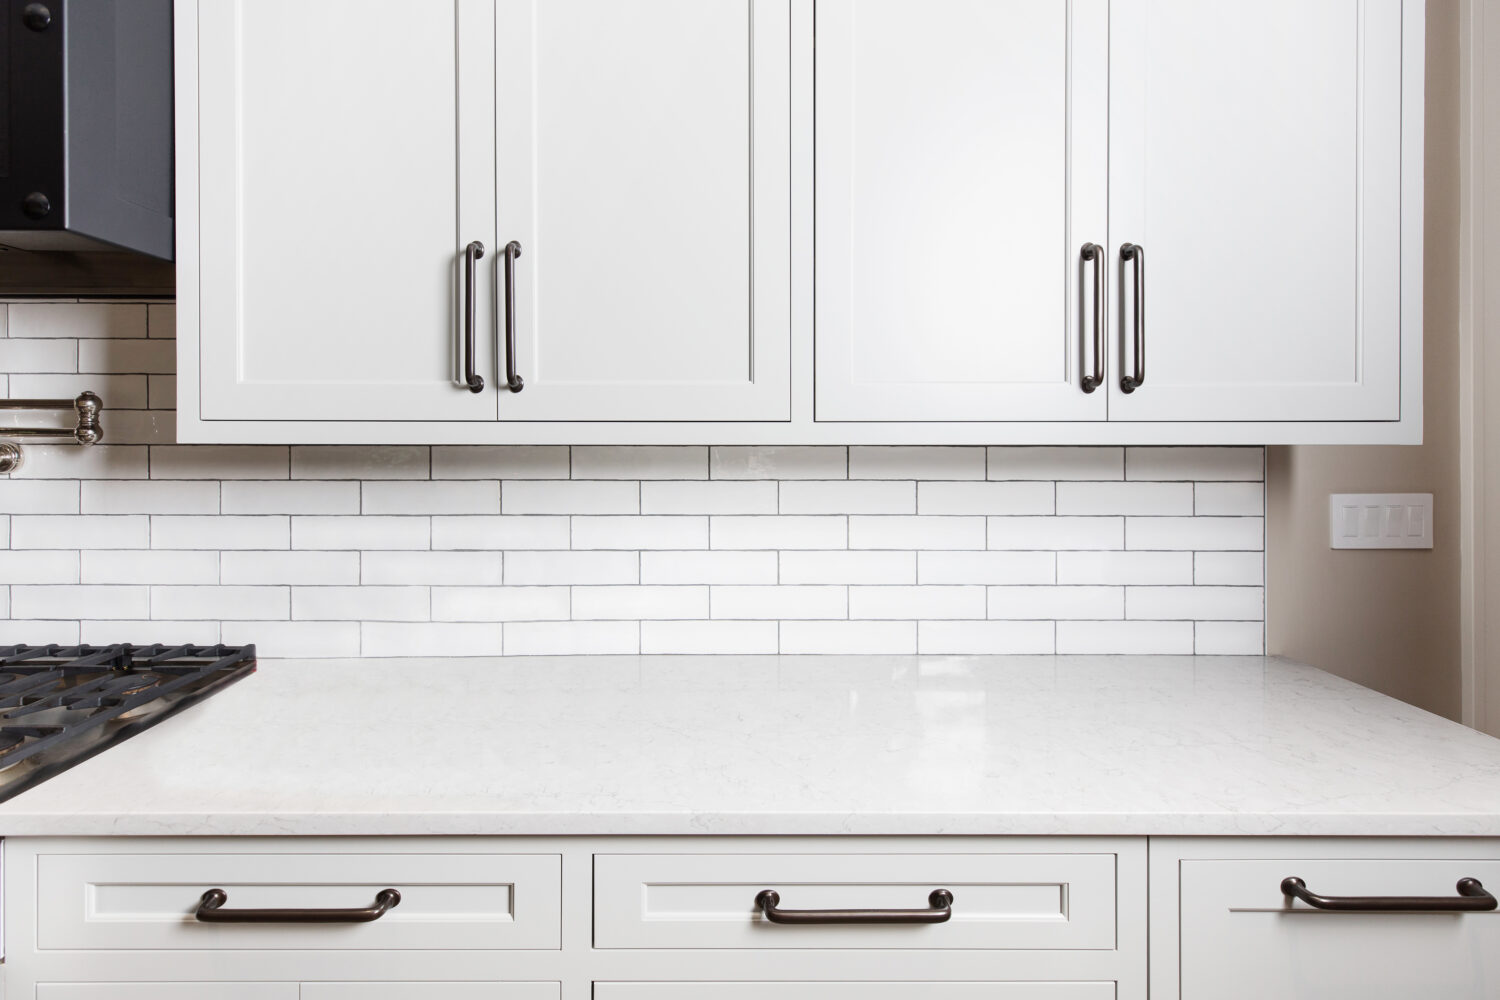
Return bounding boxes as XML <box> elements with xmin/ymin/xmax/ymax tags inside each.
<box><xmin>193</xmin><ymin>0</ymin><xmax>496</xmax><ymax>422</ymax></box>
<box><xmin>494</xmin><ymin>0</ymin><xmax>791</xmax><ymax>421</ymax></box>
<box><xmin>815</xmin><ymin>0</ymin><xmax>1108</xmax><ymax>422</ymax></box>
<box><xmin>1109</xmin><ymin>0</ymin><xmax>1403</xmax><ymax>421</ymax></box>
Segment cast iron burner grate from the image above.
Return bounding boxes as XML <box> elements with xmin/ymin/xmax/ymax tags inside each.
<box><xmin>0</xmin><ymin>644</ymin><xmax>256</xmax><ymax>803</ymax></box>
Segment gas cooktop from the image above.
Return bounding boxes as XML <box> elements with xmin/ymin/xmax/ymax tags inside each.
<box><xmin>0</xmin><ymin>644</ymin><xmax>256</xmax><ymax>803</ymax></box>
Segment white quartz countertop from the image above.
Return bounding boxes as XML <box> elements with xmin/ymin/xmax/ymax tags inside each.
<box><xmin>0</xmin><ymin>655</ymin><xmax>1498</xmax><ymax>837</ymax></box>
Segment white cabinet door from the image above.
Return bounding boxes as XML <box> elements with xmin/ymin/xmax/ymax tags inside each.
<box><xmin>187</xmin><ymin>0</ymin><xmax>497</xmax><ymax>423</ymax></box>
<box><xmin>815</xmin><ymin>0</ymin><xmax>1109</xmax><ymax>422</ymax></box>
<box><xmin>492</xmin><ymin>0</ymin><xmax>791</xmax><ymax>422</ymax></box>
<box><xmin>1108</xmin><ymin>0</ymin><xmax>1405</xmax><ymax>422</ymax></box>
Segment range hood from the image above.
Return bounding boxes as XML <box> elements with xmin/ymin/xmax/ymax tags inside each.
<box><xmin>0</xmin><ymin>0</ymin><xmax>173</xmax><ymax>260</ymax></box>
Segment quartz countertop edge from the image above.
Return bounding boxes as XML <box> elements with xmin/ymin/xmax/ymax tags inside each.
<box><xmin>1</xmin><ymin>654</ymin><xmax>1498</xmax><ymax>838</ymax></box>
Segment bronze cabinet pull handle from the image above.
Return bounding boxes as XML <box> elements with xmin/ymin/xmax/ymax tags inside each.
<box><xmin>502</xmin><ymin>240</ymin><xmax>525</xmax><ymax>393</ymax></box>
<box><xmin>755</xmin><ymin>888</ymin><xmax>954</xmax><ymax>924</ymax></box>
<box><xmin>462</xmin><ymin>241</ymin><xmax>486</xmax><ymax>393</ymax></box>
<box><xmin>195</xmin><ymin>887</ymin><xmax>402</xmax><ymax>923</ymax></box>
<box><xmin>1119</xmin><ymin>242</ymin><xmax>1145</xmax><ymax>393</ymax></box>
<box><xmin>1081</xmin><ymin>242</ymin><xmax>1105</xmax><ymax>393</ymax></box>
<box><xmin>1280</xmin><ymin>877</ymin><xmax>1498</xmax><ymax>912</ymax></box>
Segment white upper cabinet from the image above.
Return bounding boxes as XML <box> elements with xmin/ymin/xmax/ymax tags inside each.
<box><xmin>815</xmin><ymin>0</ymin><xmax>1109</xmax><ymax>422</ymax></box>
<box><xmin>492</xmin><ymin>0</ymin><xmax>792</xmax><ymax>422</ymax></box>
<box><xmin>1107</xmin><ymin>0</ymin><xmax>1406</xmax><ymax>423</ymax></box>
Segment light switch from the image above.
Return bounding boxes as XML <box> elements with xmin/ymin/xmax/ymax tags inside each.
<box><xmin>1329</xmin><ymin>493</ymin><xmax>1433</xmax><ymax>549</ymax></box>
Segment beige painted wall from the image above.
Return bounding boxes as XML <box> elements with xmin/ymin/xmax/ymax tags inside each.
<box><xmin>1267</xmin><ymin>0</ymin><xmax>1462</xmax><ymax>720</ymax></box>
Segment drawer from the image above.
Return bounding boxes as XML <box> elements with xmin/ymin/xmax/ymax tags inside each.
<box><xmin>37</xmin><ymin>989</ymin><xmax>295</xmax><ymax>1000</ymax></box>
<box><xmin>304</xmin><ymin>987</ymin><xmax>559</xmax><ymax>1000</ymax></box>
<box><xmin>1178</xmin><ymin>857</ymin><xmax>1500</xmax><ymax>1000</ymax></box>
<box><xmin>37</xmin><ymin>851</ymin><xmax>561</xmax><ymax>951</ymax></box>
<box><xmin>594</xmin><ymin>853</ymin><xmax>1116</xmax><ymax>950</ymax></box>
<box><xmin>596</xmin><ymin>986</ymin><xmax>1113</xmax><ymax>999</ymax></box>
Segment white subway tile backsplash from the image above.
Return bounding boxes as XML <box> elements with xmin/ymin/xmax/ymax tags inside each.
<box><xmin>152</xmin><ymin>445</ymin><xmax>289</xmax><ymax>480</ymax></box>
<box><xmin>1056</xmin><ymin>481</ymin><xmax>1193</xmax><ymax>516</ymax></box>
<box><xmin>1056</xmin><ymin>551</ymin><xmax>1193</xmax><ymax>586</ymax></box>
<box><xmin>147</xmin><ymin>303</ymin><xmax>176</xmax><ymax>339</ymax></box>
<box><xmin>503</xmin><ymin>480</ymin><xmax>636</xmax><ymax>515</ymax></box>
<box><xmin>1057</xmin><ymin>620</ymin><xmax>1195</xmax><ymax>655</ymax></box>
<box><xmin>781</xmin><ymin>550</ymin><xmax>916</xmax><ymax>585</ymax></box>
<box><xmin>431</xmin><ymin>446</ymin><xmax>568</xmax><ymax>480</ymax></box>
<box><xmin>153</xmin><ymin>585</ymin><xmax>289</xmax><ymax>620</ymax></box>
<box><xmin>989</xmin><ymin>447</ymin><xmax>1122</xmax><ymax>481</ymax></box>
<box><xmin>850</xmin><ymin>585</ymin><xmax>984</xmax><ymax>620</ymax></box>
<box><xmin>917</xmin><ymin>481</ymin><xmax>1054</xmax><ymax>515</ymax></box>
<box><xmin>153</xmin><ymin>515</ymin><xmax>287</xmax><ymax>550</ymax></box>
<box><xmin>292</xmin><ymin>516</ymin><xmax>427</xmax><ymax>551</ymax></box>
<box><xmin>917</xmin><ymin>550</ymin><xmax>1054</xmax><ymax>585</ymax></box>
<box><xmin>0</xmin><ymin>620</ymin><xmax>79</xmax><ymax>645</ymax></box>
<box><xmin>574</xmin><ymin>585</ymin><xmax>707</xmax><ymax>620</ymax></box>
<box><xmin>80</xmin><ymin>480</ymin><xmax>217</xmax><ymax>515</ymax></box>
<box><xmin>1194</xmin><ymin>551</ymin><xmax>1265</xmax><ymax>586</ymax></box>
<box><xmin>0</xmin><ymin>338</ymin><xmax>75</xmax><ymax>373</ymax></box>
<box><xmin>641</xmin><ymin>620</ymin><xmax>779</xmax><ymax>655</ymax></box>
<box><xmin>362</xmin><ymin>621</ymin><xmax>506</xmax><ymax>657</ymax></box>
<box><xmin>84</xmin><ymin>619</ymin><xmax>220</xmax><ymax>646</ymax></box>
<box><xmin>78</xmin><ymin>338</ymin><xmax>174</xmax><ymax>374</ymax></box>
<box><xmin>291</xmin><ymin>446</ymin><xmax>428</xmax><ymax>480</ymax></box>
<box><xmin>1126</xmin><ymin>517</ymin><xmax>1263</xmax><ymax>551</ymax></box>
<box><xmin>11</xmin><ymin>374</ymin><xmax>148</xmax><ymax>410</ymax></box>
<box><xmin>12</xmin><ymin>585</ymin><xmax>148</xmax><ymax>621</ymax></box>
<box><xmin>712</xmin><ymin>585</ymin><xmax>846</xmax><ymax>620</ymax></box>
<box><xmin>780</xmin><ymin>620</ymin><xmax>915</xmax><ymax>655</ymax></box>
<box><xmin>1126</xmin><ymin>447</ymin><xmax>1264</xmax><ymax>482</ymax></box>
<box><xmin>643</xmin><ymin>550</ymin><xmax>777</xmax><ymax>585</ymax></box>
<box><xmin>147</xmin><ymin>375</ymin><xmax>176</xmax><ymax>410</ymax></box>
<box><xmin>506</xmin><ymin>550</ymin><xmax>637</xmax><ymax>585</ymax></box>
<box><xmin>1194</xmin><ymin>482</ymin><xmax>1266</xmax><ymax>516</ymax></box>
<box><xmin>781</xmin><ymin>480</ymin><xmax>915</xmax><ymax>514</ymax></box>
<box><xmin>988</xmin><ymin>516</ymin><xmax>1123</xmax><ymax>551</ymax></box>
<box><xmin>573</xmin><ymin>516</ymin><xmax>707</xmax><ymax>551</ymax></box>
<box><xmin>1195</xmin><ymin>621</ymin><xmax>1265</xmax><ymax>655</ymax></box>
<box><xmin>1127</xmin><ymin>586</ymin><xmax>1264</xmax><ymax>621</ymax></box>
<box><xmin>221</xmin><ymin>620</ymin><xmax>360</xmax><ymax>658</ymax></box>
<box><xmin>9</xmin><ymin>303</ymin><xmax>147</xmax><ymax>339</ymax></box>
<box><xmin>5</xmin><ymin>444</ymin><xmax>148</xmax><ymax>480</ymax></box>
<box><xmin>293</xmin><ymin>586</ymin><xmax>426</xmax><ymax>622</ymax></box>
<box><xmin>221</xmin><ymin>480</ymin><xmax>359</xmax><ymax>515</ymax></box>
<box><xmin>0</xmin><ymin>550</ymin><xmax>80</xmax><ymax>584</ymax></box>
<box><xmin>221</xmin><ymin>550</ymin><xmax>360</xmax><ymax>585</ymax></box>
<box><xmin>573</xmin><ymin>445</ymin><xmax>706</xmax><ymax>480</ymax></box>
<box><xmin>918</xmin><ymin>620</ymin><xmax>1055</xmax><ymax>655</ymax></box>
<box><xmin>711</xmin><ymin>515</ymin><xmax>845</xmax><ymax>550</ymax></box>
<box><xmin>363</xmin><ymin>551</ymin><xmax>502</xmax><ymax>586</ymax></box>
<box><xmin>850</xmin><ymin>446</ymin><xmax>984</xmax><ymax>481</ymax></box>
<box><xmin>710</xmin><ymin>446</ymin><xmax>846</xmax><ymax>480</ymax></box>
<box><xmin>504</xmin><ymin>621</ymin><xmax>637</xmax><ymax>656</ymax></box>
<box><xmin>95</xmin><ymin>410</ymin><xmax>175</xmax><ymax>445</ymax></box>
<box><xmin>365</xmin><ymin>480</ymin><xmax>499</xmax><ymax>515</ymax></box>
<box><xmin>988</xmin><ymin>586</ymin><xmax>1123</xmax><ymax>621</ymax></box>
<box><xmin>849</xmin><ymin>515</ymin><xmax>984</xmax><ymax>550</ymax></box>
<box><xmin>432</xmin><ymin>515</ymin><xmax>570</xmax><ymax>551</ymax></box>
<box><xmin>0</xmin><ymin>480</ymin><xmax>79</xmax><ymax>514</ymax></box>
<box><xmin>12</xmin><ymin>514</ymin><xmax>148</xmax><ymax>549</ymax></box>
<box><xmin>641</xmin><ymin>481</ymin><xmax>777</xmax><ymax>515</ymax></box>
<box><xmin>432</xmin><ymin>586</ymin><xmax>569</xmax><ymax>622</ymax></box>
<box><xmin>83</xmin><ymin>550</ymin><xmax>218</xmax><ymax>585</ymax></box>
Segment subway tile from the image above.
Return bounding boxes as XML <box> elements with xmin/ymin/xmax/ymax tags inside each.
<box><xmin>917</xmin><ymin>481</ymin><xmax>1054</xmax><ymax>515</ymax></box>
<box><xmin>221</xmin><ymin>550</ymin><xmax>360</xmax><ymax>585</ymax></box>
<box><xmin>1127</xmin><ymin>586</ymin><xmax>1264</xmax><ymax>621</ymax></box>
<box><xmin>849</xmin><ymin>515</ymin><xmax>984</xmax><ymax>550</ymax></box>
<box><xmin>222</xmin><ymin>621</ymin><xmax>361</xmax><ymax>658</ymax></box>
<box><xmin>1126</xmin><ymin>447</ymin><xmax>1264</xmax><ymax>482</ymax></box>
<box><xmin>10</xmin><ymin>374</ymin><xmax>148</xmax><ymax>409</ymax></box>
<box><xmin>712</xmin><ymin>585</ymin><xmax>846</xmax><ymax>620</ymax></box>
<box><xmin>291</xmin><ymin>445</ymin><xmax>428</xmax><ymax>480</ymax></box>
<box><xmin>79</xmin><ymin>338</ymin><xmax>174</xmax><ymax>374</ymax></box>
<box><xmin>1057</xmin><ymin>551</ymin><xmax>1193</xmax><ymax>586</ymax></box>
<box><xmin>502</xmin><ymin>480</ymin><xmax>636</xmax><ymax>515</ymax></box>
<box><xmin>572</xmin><ymin>446</ymin><xmax>707</xmax><ymax>480</ymax></box>
<box><xmin>13</xmin><ymin>585</ymin><xmax>148</xmax><ymax>620</ymax></box>
<box><xmin>505</xmin><ymin>550</ymin><xmax>637</xmax><ymax>585</ymax></box>
<box><xmin>222</xmin><ymin>481</ymin><xmax>359</xmax><ymax>515</ymax></box>
<box><xmin>780</xmin><ymin>621</ymin><xmax>915</xmax><ymax>655</ymax></box>
<box><xmin>1195</xmin><ymin>482</ymin><xmax>1265</xmax><ymax>516</ymax></box>
<box><xmin>148</xmin><ymin>374</ymin><xmax>177</xmax><ymax>410</ymax></box>
<box><xmin>780</xmin><ymin>481</ymin><xmax>915</xmax><ymax>514</ymax></box>
<box><xmin>1055</xmin><ymin>481</ymin><xmax>1193</xmax><ymax>516</ymax></box>
<box><xmin>154</xmin><ymin>515</ymin><xmax>288</xmax><ymax>550</ymax></box>
<box><xmin>1195</xmin><ymin>551</ymin><xmax>1264</xmax><ymax>586</ymax></box>
<box><xmin>83</xmin><ymin>550</ymin><xmax>218</xmax><ymax>585</ymax></box>
<box><xmin>917</xmin><ymin>551</ymin><xmax>1055</xmax><ymax>585</ymax></box>
<box><xmin>0</xmin><ymin>620</ymin><xmax>80</xmax><ymax>645</ymax></box>
<box><xmin>12</xmin><ymin>514</ymin><xmax>148</xmax><ymax>549</ymax></box>
<box><xmin>432</xmin><ymin>586</ymin><xmax>570</xmax><ymax>622</ymax></box>
<box><xmin>573</xmin><ymin>585</ymin><xmax>708</xmax><ymax>620</ymax></box>
<box><xmin>641</xmin><ymin>481</ymin><xmax>777</xmax><ymax>515</ymax></box>
<box><xmin>364</xmin><ymin>480</ymin><xmax>499</xmax><ymax>515</ymax></box>
<box><xmin>0</xmin><ymin>550</ymin><xmax>80</xmax><ymax>584</ymax></box>
<box><xmin>641</xmin><ymin>620</ymin><xmax>779</xmax><ymax>655</ymax></box>
<box><xmin>362</xmin><ymin>621</ymin><xmax>506</xmax><ymax>657</ymax></box>
<box><xmin>1195</xmin><ymin>621</ymin><xmax>1265</xmax><ymax>655</ymax></box>
<box><xmin>850</xmin><ymin>585</ymin><xmax>985</xmax><ymax>620</ymax></box>
<box><xmin>642</xmin><ymin>550</ymin><xmax>777</xmax><ymax>585</ymax></box>
<box><xmin>9</xmin><ymin>302</ymin><xmax>147</xmax><ymax>338</ymax></box>
<box><xmin>710</xmin><ymin>446</ymin><xmax>846</xmax><ymax>480</ymax></box>
<box><xmin>988</xmin><ymin>447</ymin><xmax>1123</xmax><ymax>481</ymax></box>
<box><xmin>431</xmin><ymin>445</ymin><xmax>570</xmax><ymax>480</ymax></box>
<box><xmin>0</xmin><ymin>480</ymin><xmax>79</xmax><ymax>514</ymax></box>
<box><xmin>988</xmin><ymin>516</ymin><xmax>1123</xmax><ymax>550</ymax></box>
<box><xmin>1125</xmin><ymin>517</ymin><xmax>1263</xmax><ymax>551</ymax></box>
<box><xmin>989</xmin><ymin>586</ymin><xmax>1124</xmax><ymax>620</ymax></box>
<box><xmin>918</xmin><ymin>620</ymin><xmax>1055</xmax><ymax>655</ymax></box>
<box><xmin>147</xmin><ymin>303</ymin><xmax>176</xmax><ymax>338</ymax></box>
<box><xmin>1057</xmin><ymin>620</ymin><xmax>1195</xmax><ymax>655</ymax></box>
<box><xmin>101</xmin><ymin>409</ymin><xmax>176</xmax><ymax>444</ymax></box>
<box><xmin>293</xmin><ymin>586</ymin><xmax>427</xmax><ymax>622</ymax></box>
<box><xmin>0</xmin><ymin>338</ymin><xmax>75</xmax><ymax>372</ymax></box>
<box><xmin>363</xmin><ymin>551</ymin><xmax>503</xmax><ymax>586</ymax></box>
<box><xmin>5</xmin><ymin>444</ymin><xmax>147</xmax><ymax>480</ymax></box>
<box><xmin>504</xmin><ymin>621</ymin><xmax>637</xmax><ymax>656</ymax></box>
<box><xmin>292</xmin><ymin>515</ymin><xmax>427</xmax><ymax>550</ymax></box>
<box><xmin>151</xmin><ymin>445</ymin><xmax>289</xmax><ymax>480</ymax></box>
<box><xmin>84</xmin><ymin>620</ymin><xmax>221</xmax><ymax>646</ymax></box>
<box><xmin>711</xmin><ymin>515</ymin><xmax>845</xmax><ymax>550</ymax></box>
<box><xmin>81</xmin><ymin>480</ymin><xmax>218</xmax><ymax>514</ymax></box>
<box><xmin>153</xmin><ymin>585</ymin><xmax>289</xmax><ymax>620</ymax></box>
<box><xmin>572</xmin><ymin>516</ymin><xmax>708</xmax><ymax>550</ymax></box>
<box><xmin>432</xmin><ymin>515</ymin><xmax>570</xmax><ymax>551</ymax></box>
<box><xmin>849</xmin><ymin>446</ymin><xmax>984</xmax><ymax>481</ymax></box>
<box><xmin>781</xmin><ymin>551</ymin><xmax>916</xmax><ymax>585</ymax></box>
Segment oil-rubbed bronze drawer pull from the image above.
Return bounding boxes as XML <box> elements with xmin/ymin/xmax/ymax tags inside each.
<box><xmin>195</xmin><ymin>887</ymin><xmax>401</xmax><ymax>923</ymax></box>
<box><xmin>1280</xmin><ymin>876</ymin><xmax>1497</xmax><ymax>912</ymax></box>
<box><xmin>755</xmin><ymin>888</ymin><xmax>954</xmax><ymax>924</ymax></box>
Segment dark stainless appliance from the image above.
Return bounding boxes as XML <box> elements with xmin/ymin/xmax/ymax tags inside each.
<box><xmin>0</xmin><ymin>0</ymin><xmax>173</xmax><ymax>258</ymax></box>
<box><xmin>0</xmin><ymin>644</ymin><xmax>255</xmax><ymax>802</ymax></box>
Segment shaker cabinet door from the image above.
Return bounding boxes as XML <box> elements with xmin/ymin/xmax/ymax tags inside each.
<box><xmin>186</xmin><ymin>0</ymin><xmax>497</xmax><ymax>423</ymax></box>
<box><xmin>1107</xmin><ymin>0</ymin><xmax>1406</xmax><ymax>423</ymax></box>
<box><xmin>814</xmin><ymin>0</ymin><xmax>1110</xmax><ymax>422</ymax></box>
<box><xmin>492</xmin><ymin>0</ymin><xmax>792</xmax><ymax>422</ymax></box>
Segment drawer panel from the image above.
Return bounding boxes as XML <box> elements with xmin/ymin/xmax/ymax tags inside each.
<box><xmin>303</xmin><ymin>986</ymin><xmax>559</xmax><ymax>999</ymax></box>
<box><xmin>38</xmin><ymin>988</ymin><xmax>295</xmax><ymax>1000</ymax></box>
<box><xmin>38</xmin><ymin>852</ymin><xmax>561</xmax><ymax>951</ymax></box>
<box><xmin>1179</xmin><ymin>857</ymin><xmax>1500</xmax><ymax>1000</ymax></box>
<box><xmin>596</xmin><ymin>985</ymin><xmax>1114</xmax><ymax>999</ymax></box>
<box><xmin>594</xmin><ymin>853</ymin><xmax>1116</xmax><ymax>950</ymax></box>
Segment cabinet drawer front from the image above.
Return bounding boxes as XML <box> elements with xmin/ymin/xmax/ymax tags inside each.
<box><xmin>303</xmin><ymin>986</ymin><xmax>559</xmax><ymax>1000</ymax></box>
<box><xmin>1179</xmin><ymin>858</ymin><xmax>1500</xmax><ymax>1000</ymax></box>
<box><xmin>596</xmin><ymin>986</ymin><xmax>1114</xmax><ymax>1000</ymax></box>
<box><xmin>594</xmin><ymin>853</ymin><xmax>1115</xmax><ymax>950</ymax></box>
<box><xmin>37</xmin><ymin>853</ymin><xmax>561</xmax><ymax>951</ymax></box>
<box><xmin>38</xmin><ymin>988</ymin><xmax>294</xmax><ymax>1000</ymax></box>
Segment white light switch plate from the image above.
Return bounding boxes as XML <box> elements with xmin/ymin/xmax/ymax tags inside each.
<box><xmin>1329</xmin><ymin>493</ymin><xmax>1433</xmax><ymax>549</ymax></box>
